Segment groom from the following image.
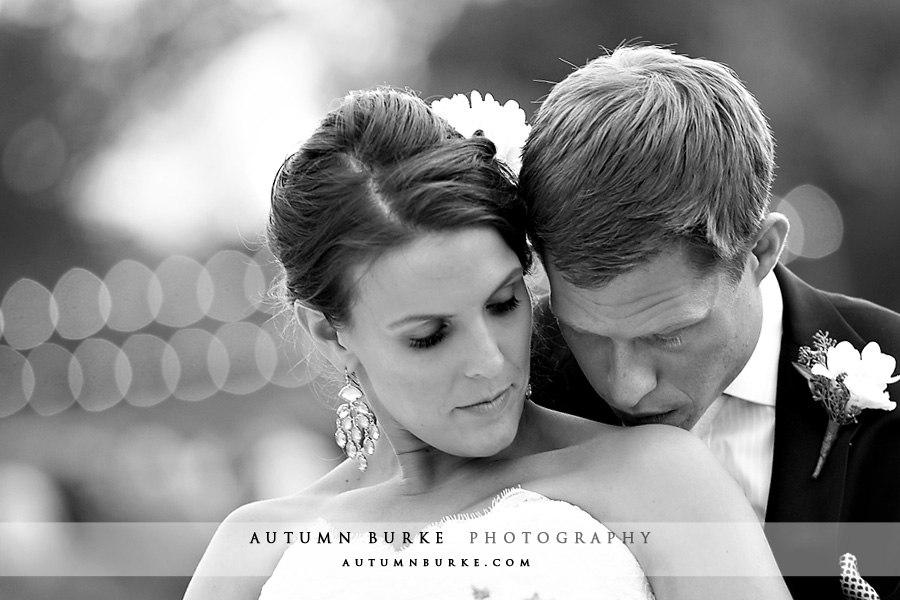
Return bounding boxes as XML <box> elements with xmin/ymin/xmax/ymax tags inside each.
<box><xmin>521</xmin><ymin>45</ymin><xmax>900</xmax><ymax>600</ymax></box>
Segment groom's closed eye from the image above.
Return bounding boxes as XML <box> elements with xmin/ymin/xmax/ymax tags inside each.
<box><xmin>650</xmin><ymin>332</ymin><xmax>685</xmax><ymax>349</ymax></box>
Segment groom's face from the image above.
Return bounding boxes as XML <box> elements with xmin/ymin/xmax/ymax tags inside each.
<box><xmin>547</xmin><ymin>248</ymin><xmax>762</xmax><ymax>430</ymax></box>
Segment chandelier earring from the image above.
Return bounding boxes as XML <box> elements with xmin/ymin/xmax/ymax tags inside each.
<box><xmin>334</xmin><ymin>370</ymin><xmax>379</xmax><ymax>472</ymax></box>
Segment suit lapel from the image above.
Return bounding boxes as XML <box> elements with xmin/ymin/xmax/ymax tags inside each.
<box><xmin>765</xmin><ymin>267</ymin><xmax>865</xmax><ymax>592</ymax></box>
<box><xmin>767</xmin><ymin>265</ymin><xmax>864</xmax><ymax>524</ymax></box>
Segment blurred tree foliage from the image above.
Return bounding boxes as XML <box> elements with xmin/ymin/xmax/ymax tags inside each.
<box><xmin>0</xmin><ymin>0</ymin><xmax>268</xmax><ymax>293</ymax></box>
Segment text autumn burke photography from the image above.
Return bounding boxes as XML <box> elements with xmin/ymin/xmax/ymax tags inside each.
<box><xmin>249</xmin><ymin>531</ymin><xmax>650</xmax><ymax>546</ymax></box>
<box><xmin>246</xmin><ymin>527</ymin><xmax>653</xmax><ymax>570</ymax></box>
<box><xmin>248</xmin><ymin>528</ymin><xmax>653</xmax><ymax>546</ymax></box>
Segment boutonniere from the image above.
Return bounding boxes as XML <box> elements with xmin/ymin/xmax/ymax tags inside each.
<box><xmin>793</xmin><ymin>331</ymin><xmax>899</xmax><ymax>479</ymax></box>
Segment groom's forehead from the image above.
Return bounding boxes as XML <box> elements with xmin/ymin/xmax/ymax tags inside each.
<box><xmin>546</xmin><ymin>253</ymin><xmax>723</xmax><ymax>329</ymax></box>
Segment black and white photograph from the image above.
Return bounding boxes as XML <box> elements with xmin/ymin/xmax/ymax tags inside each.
<box><xmin>1</xmin><ymin>1</ymin><xmax>899</xmax><ymax>599</ymax></box>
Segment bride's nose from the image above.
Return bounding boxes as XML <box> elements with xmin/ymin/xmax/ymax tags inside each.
<box><xmin>464</xmin><ymin>321</ymin><xmax>505</xmax><ymax>379</ymax></box>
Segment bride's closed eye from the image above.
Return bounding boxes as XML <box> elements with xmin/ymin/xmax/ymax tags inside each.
<box><xmin>407</xmin><ymin>294</ymin><xmax>522</xmax><ymax>350</ymax></box>
<box><xmin>409</xmin><ymin>321</ymin><xmax>448</xmax><ymax>350</ymax></box>
<box><xmin>487</xmin><ymin>295</ymin><xmax>520</xmax><ymax>315</ymax></box>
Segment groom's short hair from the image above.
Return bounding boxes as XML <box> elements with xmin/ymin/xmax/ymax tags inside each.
<box><xmin>520</xmin><ymin>45</ymin><xmax>775</xmax><ymax>287</ymax></box>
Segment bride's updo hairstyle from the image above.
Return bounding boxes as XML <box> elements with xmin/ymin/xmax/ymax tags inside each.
<box><xmin>268</xmin><ymin>87</ymin><xmax>531</xmax><ymax>327</ymax></box>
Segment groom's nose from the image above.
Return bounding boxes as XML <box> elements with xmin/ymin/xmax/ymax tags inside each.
<box><xmin>604</xmin><ymin>341</ymin><xmax>656</xmax><ymax>409</ymax></box>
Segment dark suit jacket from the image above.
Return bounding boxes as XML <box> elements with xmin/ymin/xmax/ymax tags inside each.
<box><xmin>530</xmin><ymin>264</ymin><xmax>900</xmax><ymax>600</ymax></box>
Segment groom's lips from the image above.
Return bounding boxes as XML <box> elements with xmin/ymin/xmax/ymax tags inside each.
<box><xmin>620</xmin><ymin>410</ymin><xmax>678</xmax><ymax>426</ymax></box>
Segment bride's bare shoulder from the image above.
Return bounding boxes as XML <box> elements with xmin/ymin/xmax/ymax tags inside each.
<box><xmin>589</xmin><ymin>424</ymin><xmax>721</xmax><ymax>478</ymax></box>
<box><xmin>589</xmin><ymin>421</ymin><xmax>705</xmax><ymax>455</ymax></box>
<box><xmin>560</xmin><ymin>424</ymin><xmax>744</xmax><ymax>517</ymax></box>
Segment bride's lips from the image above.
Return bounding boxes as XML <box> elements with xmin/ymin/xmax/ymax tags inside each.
<box><xmin>458</xmin><ymin>386</ymin><xmax>512</xmax><ymax>414</ymax></box>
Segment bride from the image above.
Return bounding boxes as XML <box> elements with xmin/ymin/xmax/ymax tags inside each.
<box><xmin>183</xmin><ymin>87</ymin><xmax>791</xmax><ymax>600</ymax></box>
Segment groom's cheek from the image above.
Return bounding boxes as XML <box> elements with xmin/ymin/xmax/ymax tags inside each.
<box><xmin>562</xmin><ymin>335</ymin><xmax>611</xmax><ymax>392</ymax></box>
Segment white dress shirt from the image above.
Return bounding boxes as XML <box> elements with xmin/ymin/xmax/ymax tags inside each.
<box><xmin>690</xmin><ymin>270</ymin><xmax>783</xmax><ymax>522</ymax></box>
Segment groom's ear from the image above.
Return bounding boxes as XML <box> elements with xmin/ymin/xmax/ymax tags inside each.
<box><xmin>748</xmin><ymin>212</ymin><xmax>790</xmax><ymax>286</ymax></box>
<box><xmin>294</xmin><ymin>302</ymin><xmax>357</xmax><ymax>370</ymax></box>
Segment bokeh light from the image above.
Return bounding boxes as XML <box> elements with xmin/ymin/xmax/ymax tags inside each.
<box><xmin>71</xmin><ymin>338</ymin><xmax>131</xmax><ymax>412</ymax></box>
<box><xmin>775</xmin><ymin>184</ymin><xmax>845</xmax><ymax>262</ymax></box>
<box><xmin>0</xmin><ymin>248</ymin><xmax>322</xmax><ymax>414</ymax></box>
<box><xmin>104</xmin><ymin>259</ymin><xmax>162</xmax><ymax>332</ymax></box>
<box><xmin>26</xmin><ymin>343</ymin><xmax>77</xmax><ymax>417</ymax></box>
<box><xmin>53</xmin><ymin>268</ymin><xmax>111</xmax><ymax>340</ymax></box>
<box><xmin>154</xmin><ymin>255</ymin><xmax>212</xmax><ymax>328</ymax></box>
<box><xmin>204</xmin><ymin>249</ymin><xmax>261</xmax><ymax>323</ymax></box>
<box><xmin>168</xmin><ymin>328</ymin><xmax>228</xmax><ymax>402</ymax></box>
<box><xmin>1</xmin><ymin>279</ymin><xmax>58</xmax><ymax>350</ymax></box>
<box><xmin>0</xmin><ymin>346</ymin><xmax>33</xmax><ymax>418</ymax></box>
<box><xmin>216</xmin><ymin>322</ymin><xmax>272</xmax><ymax>395</ymax></box>
<box><xmin>121</xmin><ymin>334</ymin><xmax>180</xmax><ymax>408</ymax></box>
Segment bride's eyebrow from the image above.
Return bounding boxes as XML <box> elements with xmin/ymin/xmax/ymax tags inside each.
<box><xmin>387</xmin><ymin>312</ymin><xmax>446</xmax><ymax>330</ymax></box>
<box><xmin>490</xmin><ymin>267</ymin><xmax>524</xmax><ymax>296</ymax></box>
<box><xmin>386</xmin><ymin>266</ymin><xmax>522</xmax><ymax>330</ymax></box>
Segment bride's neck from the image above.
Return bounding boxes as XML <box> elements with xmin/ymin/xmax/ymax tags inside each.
<box><xmin>385</xmin><ymin>401</ymin><xmax>556</xmax><ymax>496</ymax></box>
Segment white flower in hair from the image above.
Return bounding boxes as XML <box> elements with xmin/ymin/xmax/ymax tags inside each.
<box><xmin>430</xmin><ymin>91</ymin><xmax>531</xmax><ymax>174</ymax></box>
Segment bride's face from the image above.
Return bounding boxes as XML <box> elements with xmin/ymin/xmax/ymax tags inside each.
<box><xmin>338</xmin><ymin>227</ymin><xmax>532</xmax><ymax>457</ymax></box>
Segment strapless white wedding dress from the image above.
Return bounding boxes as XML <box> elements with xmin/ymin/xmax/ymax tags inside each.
<box><xmin>259</xmin><ymin>487</ymin><xmax>655</xmax><ymax>600</ymax></box>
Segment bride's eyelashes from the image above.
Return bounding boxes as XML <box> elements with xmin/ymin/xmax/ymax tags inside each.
<box><xmin>487</xmin><ymin>295</ymin><xmax>520</xmax><ymax>315</ymax></box>
<box><xmin>409</xmin><ymin>322</ymin><xmax>448</xmax><ymax>350</ymax></box>
<box><xmin>407</xmin><ymin>295</ymin><xmax>522</xmax><ymax>350</ymax></box>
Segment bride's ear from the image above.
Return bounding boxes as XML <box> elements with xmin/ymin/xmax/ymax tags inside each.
<box><xmin>294</xmin><ymin>302</ymin><xmax>356</xmax><ymax>369</ymax></box>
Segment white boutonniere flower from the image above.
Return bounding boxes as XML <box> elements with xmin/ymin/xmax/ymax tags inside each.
<box><xmin>794</xmin><ymin>331</ymin><xmax>899</xmax><ymax>478</ymax></box>
<box><xmin>430</xmin><ymin>91</ymin><xmax>531</xmax><ymax>174</ymax></box>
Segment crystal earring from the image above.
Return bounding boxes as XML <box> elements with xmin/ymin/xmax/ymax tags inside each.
<box><xmin>334</xmin><ymin>370</ymin><xmax>379</xmax><ymax>471</ymax></box>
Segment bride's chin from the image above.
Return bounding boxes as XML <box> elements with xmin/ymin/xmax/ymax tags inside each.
<box><xmin>434</xmin><ymin>400</ymin><xmax>526</xmax><ymax>458</ymax></box>
<box><xmin>435</xmin><ymin>424</ymin><xmax>518</xmax><ymax>459</ymax></box>
<box><xmin>474</xmin><ymin>423</ymin><xmax>523</xmax><ymax>458</ymax></box>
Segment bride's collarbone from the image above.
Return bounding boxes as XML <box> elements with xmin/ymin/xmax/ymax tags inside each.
<box><xmin>321</xmin><ymin>471</ymin><xmax>519</xmax><ymax>525</ymax></box>
<box><xmin>304</xmin><ymin>429</ymin><xmax>626</xmax><ymax>525</ymax></box>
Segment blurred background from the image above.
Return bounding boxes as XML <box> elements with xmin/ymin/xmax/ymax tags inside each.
<box><xmin>1</xmin><ymin>0</ymin><xmax>898</xmax><ymax>597</ymax></box>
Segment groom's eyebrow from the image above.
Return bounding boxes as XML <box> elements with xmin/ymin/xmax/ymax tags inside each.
<box><xmin>556</xmin><ymin>311</ymin><xmax>708</xmax><ymax>337</ymax></box>
<box><xmin>652</xmin><ymin>313</ymin><xmax>709</xmax><ymax>334</ymax></box>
